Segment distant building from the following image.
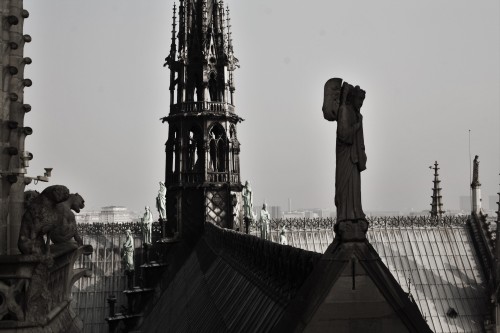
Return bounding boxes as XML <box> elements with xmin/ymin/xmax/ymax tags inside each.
<box><xmin>75</xmin><ymin>211</ymin><xmax>100</xmax><ymax>224</ymax></box>
<box><xmin>100</xmin><ymin>206</ymin><xmax>133</xmax><ymax>223</ymax></box>
<box><xmin>313</xmin><ymin>209</ymin><xmax>334</xmax><ymax>218</ymax></box>
<box><xmin>366</xmin><ymin>211</ymin><xmax>403</xmax><ymax>217</ymax></box>
<box><xmin>283</xmin><ymin>211</ymin><xmax>306</xmax><ymax>219</ymax></box>
<box><xmin>304</xmin><ymin>211</ymin><xmax>318</xmax><ymax>219</ymax></box>
<box><xmin>269</xmin><ymin>206</ymin><xmax>282</xmax><ymax>219</ymax></box>
<box><xmin>76</xmin><ymin>206</ymin><xmax>135</xmax><ymax>223</ymax></box>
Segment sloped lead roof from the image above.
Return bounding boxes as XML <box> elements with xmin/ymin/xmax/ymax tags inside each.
<box><xmin>274</xmin><ymin>238</ymin><xmax>433</xmax><ymax>332</ymax></box>
<box><xmin>140</xmin><ymin>224</ymin><xmax>431</xmax><ymax>332</ymax></box>
<box><xmin>274</xmin><ymin>225</ymin><xmax>489</xmax><ymax>333</ymax></box>
<box><xmin>140</xmin><ymin>224</ymin><xmax>322</xmax><ymax>332</ymax></box>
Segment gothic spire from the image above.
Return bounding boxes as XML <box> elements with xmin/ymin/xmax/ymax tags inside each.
<box><xmin>430</xmin><ymin>161</ymin><xmax>445</xmax><ymax>217</ymax></box>
<box><xmin>169</xmin><ymin>3</ymin><xmax>177</xmax><ymax>59</ymax></box>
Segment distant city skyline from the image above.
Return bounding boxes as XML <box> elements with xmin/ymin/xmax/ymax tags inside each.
<box><xmin>23</xmin><ymin>0</ymin><xmax>499</xmax><ymax>214</ymax></box>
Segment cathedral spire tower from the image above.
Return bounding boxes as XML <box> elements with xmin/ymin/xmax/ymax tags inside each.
<box><xmin>162</xmin><ymin>0</ymin><xmax>243</xmax><ymax>242</ymax></box>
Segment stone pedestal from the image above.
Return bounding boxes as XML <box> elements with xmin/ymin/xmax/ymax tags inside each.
<box><xmin>334</xmin><ymin>220</ymin><xmax>368</xmax><ymax>242</ymax></box>
<box><xmin>472</xmin><ymin>185</ymin><xmax>482</xmax><ymax>215</ymax></box>
<box><xmin>140</xmin><ymin>262</ymin><xmax>168</xmax><ymax>289</ymax></box>
<box><xmin>0</xmin><ymin>243</ymin><xmax>92</xmax><ymax>332</ymax></box>
<box><xmin>124</xmin><ymin>287</ymin><xmax>154</xmax><ymax>314</ymax></box>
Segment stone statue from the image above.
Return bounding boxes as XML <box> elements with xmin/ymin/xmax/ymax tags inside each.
<box><xmin>141</xmin><ymin>206</ymin><xmax>153</xmax><ymax>244</ymax></box>
<box><xmin>209</xmin><ymin>131</ymin><xmax>217</xmax><ymax>171</ymax></box>
<box><xmin>187</xmin><ymin>132</ymin><xmax>197</xmax><ymax>171</ymax></box>
<box><xmin>242</xmin><ymin>181</ymin><xmax>254</xmax><ymax>221</ymax></box>
<box><xmin>259</xmin><ymin>203</ymin><xmax>271</xmax><ymax>240</ymax></box>
<box><xmin>323</xmin><ymin>78</ymin><xmax>368</xmax><ymax>241</ymax></box>
<box><xmin>472</xmin><ymin>155</ymin><xmax>480</xmax><ymax>187</ymax></box>
<box><xmin>18</xmin><ymin>185</ymin><xmax>70</xmax><ymax>254</ymax></box>
<box><xmin>122</xmin><ymin>229</ymin><xmax>134</xmax><ymax>272</ymax></box>
<box><xmin>279</xmin><ymin>225</ymin><xmax>288</xmax><ymax>245</ymax></box>
<box><xmin>156</xmin><ymin>182</ymin><xmax>167</xmax><ymax>220</ymax></box>
<box><xmin>50</xmin><ymin>193</ymin><xmax>85</xmax><ymax>246</ymax></box>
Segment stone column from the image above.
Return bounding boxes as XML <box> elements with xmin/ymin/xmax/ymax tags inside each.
<box><xmin>471</xmin><ymin>155</ymin><xmax>482</xmax><ymax>215</ymax></box>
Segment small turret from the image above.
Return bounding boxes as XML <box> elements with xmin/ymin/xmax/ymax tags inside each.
<box><xmin>430</xmin><ymin>161</ymin><xmax>445</xmax><ymax>217</ymax></box>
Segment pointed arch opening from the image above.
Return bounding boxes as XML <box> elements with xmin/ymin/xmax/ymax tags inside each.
<box><xmin>208</xmin><ymin>123</ymin><xmax>227</xmax><ymax>175</ymax></box>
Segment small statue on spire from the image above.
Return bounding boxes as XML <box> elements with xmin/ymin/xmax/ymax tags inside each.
<box><xmin>471</xmin><ymin>155</ymin><xmax>481</xmax><ymax>188</ymax></box>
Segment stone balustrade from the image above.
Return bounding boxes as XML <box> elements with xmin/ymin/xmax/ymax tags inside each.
<box><xmin>170</xmin><ymin>101</ymin><xmax>235</xmax><ymax>115</ymax></box>
<box><xmin>0</xmin><ymin>243</ymin><xmax>92</xmax><ymax>330</ymax></box>
<box><xmin>249</xmin><ymin>215</ymin><xmax>470</xmax><ymax>232</ymax></box>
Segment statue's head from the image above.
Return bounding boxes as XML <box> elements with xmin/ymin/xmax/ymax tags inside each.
<box><xmin>262</xmin><ymin>203</ymin><xmax>267</xmax><ymax>210</ymax></box>
<box><xmin>322</xmin><ymin>78</ymin><xmax>343</xmax><ymax>121</ymax></box>
<box><xmin>145</xmin><ymin>206</ymin><xmax>150</xmax><ymax>211</ymax></box>
<box><xmin>69</xmin><ymin>193</ymin><xmax>85</xmax><ymax>213</ymax></box>
<box><xmin>42</xmin><ymin>185</ymin><xmax>70</xmax><ymax>204</ymax></box>
<box><xmin>126</xmin><ymin>229</ymin><xmax>131</xmax><ymax>236</ymax></box>
<box><xmin>351</xmin><ymin>85</ymin><xmax>366</xmax><ymax>111</ymax></box>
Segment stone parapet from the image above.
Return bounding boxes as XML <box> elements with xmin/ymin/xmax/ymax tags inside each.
<box><xmin>0</xmin><ymin>243</ymin><xmax>92</xmax><ymax>332</ymax></box>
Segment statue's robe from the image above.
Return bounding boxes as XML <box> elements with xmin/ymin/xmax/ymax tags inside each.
<box><xmin>260</xmin><ymin>210</ymin><xmax>271</xmax><ymax>240</ymax></box>
<box><xmin>335</xmin><ymin>104</ymin><xmax>366</xmax><ymax>222</ymax></box>
<box><xmin>122</xmin><ymin>235</ymin><xmax>134</xmax><ymax>271</ymax></box>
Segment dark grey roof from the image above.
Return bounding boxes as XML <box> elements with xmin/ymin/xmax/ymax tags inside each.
<box><xmin>140</xmin><ymin>224</ymin><xmax>321</xmax><ymax>332</ymax></box>
<box><xmin>274</xmin><ymin>238</ymin><xmax>432</xmax><ymax>333</ymax></box>
<box><xmin>274</xmin><ymin>225</ymin><xmax>489</xmax><ymax>333</ymax></box>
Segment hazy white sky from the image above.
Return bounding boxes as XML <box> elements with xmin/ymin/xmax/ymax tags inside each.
<box><xmin>24</xmin><ymin>0</ymin><xmax>499</xmax><ymax>214</ymax></box>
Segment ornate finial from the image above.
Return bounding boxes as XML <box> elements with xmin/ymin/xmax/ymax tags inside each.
<box><xmin>226</xmin><ymin>6</ymin><xmax>233</xmax><ymax>55</ymax></box>
<box><xmin>178</xmin><ymin>0</ymin><xmax>187</xmax><ymax>60</ymax></box>
<box><xmin>171</xmin><ymin>3</ymin><xmax>177</xmax><ymax>46</ymax></box>
<box><xmin>164</xmin><ymin>3</ymin><xmax>177</xmax><ymax>69</ymax></box>
<box><xmin>496</xmin><ymin>174</ymin><xmax>499</xmax><ymax>226</ymax></box>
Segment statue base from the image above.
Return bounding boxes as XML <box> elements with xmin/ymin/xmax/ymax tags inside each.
<box><xmin>334</xmin><ymin>219</ymin><xmax>368</xmax><ymax>242</ymax></box>
<box><xmin>244</xmin><ymin>217</ymin><xmax>252</xmax><ymax>234</ymax></box>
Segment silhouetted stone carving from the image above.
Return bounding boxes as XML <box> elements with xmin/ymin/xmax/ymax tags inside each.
<box><xmin>0</xmin><ymin>279</ymin><xmax>26</xmax><ymax>320</ymax></box>
<box><xmin>24</xmin><ymin>190</ymin><xmax>39</xmax><ymax>210</ymax></box>
<box><xmin>50</xmin><ymin>193</ymin><xmax>85</xmax><ymax>246</ymax></box>
<box><xmin>156</xmin><ymin>181</ymin><xmax>167</xmax><ymax>220</ymax></box>
<box><xmin>18</xmin><ymin>185</ymin><xmax>70</xmax><ymax>254</ymax></box>
<box><xmin>323</xmin><ymin>78</ymin><xmax>367</xmax><ymax>241</ymax></box>
<box><xmin>472</xmin><ymin>155</ymin><xmax>481</xmax><ymax>187</ymax></box>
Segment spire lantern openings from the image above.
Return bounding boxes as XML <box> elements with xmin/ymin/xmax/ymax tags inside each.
<box><xmin>165</xmin><ymin>0</ymin><xmax>239</xmax><ymax>106</ymax></box>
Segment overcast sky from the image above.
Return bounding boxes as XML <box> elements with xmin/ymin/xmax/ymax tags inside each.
<box><xmin>24</xmin><ymin>0</ymin><xmax>499</xmax><ymax>215</ymax></box>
